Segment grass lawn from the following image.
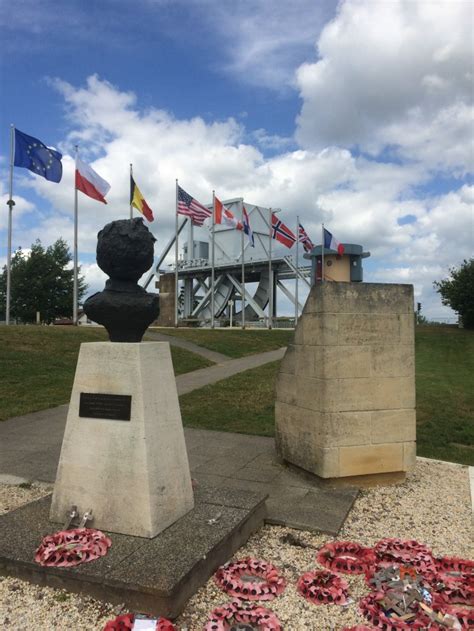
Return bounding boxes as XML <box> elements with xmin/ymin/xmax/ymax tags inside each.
<box><xmin>0</xmin><ymin>326</ymin><xmax>212</xmax><ymax>421</ymax></box>
<box><xmin>181</xmin><ymin>326</ymin><xmax>474</xmax><ymax>466</ymax></box>
<box><xmin>151</xmin><ymin>327</ymin><xmax>293</xmax><ymax>358</ymax></box>
<box><xmin>180</xmin><ymin>361</ymin><xmax>279</xmax><ymax>436</ymax></box>
<box><xmin>415</xmin><ymin>326</ymin><xmax>474</xmax><ymax>465</ymax></box>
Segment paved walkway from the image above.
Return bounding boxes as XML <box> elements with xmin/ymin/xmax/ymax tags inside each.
<box><xmin>0</xmin><ymin>347</ymin><xmax>286</xmax><ymax>481</ymax></box>
<box><xmin>145</xmin><ymin>331</ymin><xmax>231</xmax><ymax>364</ymax></box>
<box><xmin>176</xmin><ymin>347</ymin><xmax>285</xmax><ymax>395</ymax></box>
<box><xmin>0</xmin><ymin>342</ymin><xmax>357</xmax><ymax>534</ymax></box>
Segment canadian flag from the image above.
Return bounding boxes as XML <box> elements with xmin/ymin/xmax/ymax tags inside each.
<box><xmin>214</xmin><ymin>197</ymin><xmax>243</xmax><ymax>230</ymax></box>
<box><xmin>75</xmin><ymin>157</ymin><xmax>111</xmax><ymax>204</ymax></box>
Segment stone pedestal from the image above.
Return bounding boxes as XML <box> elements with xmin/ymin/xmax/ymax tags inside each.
<box><xmin>50</xmin><ymin>342</ymin><xmax>194</xmax><ymax>537</ymax></box>
<box><xmin>275</xmin><ymin>283</ymin><xmax>416</xmax><ymax>480</ymax></box>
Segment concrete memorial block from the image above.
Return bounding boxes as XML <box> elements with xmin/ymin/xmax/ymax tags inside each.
<box><xmin>50</xmin><ymin>341</ymin><xmax>194</xmax><ymax>537</ymax></box>
<box><xmin>51</xmin><ymin>217</ymin><xmax>194</xmax><ymax>537</ymax></box>
<box><xmin>275</xmin><ymin>282</ymin><xmax>416</xmax><ymax>481</ymax></box>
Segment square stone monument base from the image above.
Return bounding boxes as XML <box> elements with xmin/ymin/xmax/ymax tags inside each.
<box><xmin>50</xmin><ymin>342</ymin><xmax>194</xmax><ymax>538</ymax></box>
<box><xmin>275</xmin><ymin>283</ymin><xmax>416</xmax><ymax>481</ymax></box>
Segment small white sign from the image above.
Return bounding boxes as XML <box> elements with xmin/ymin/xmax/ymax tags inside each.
<box><xmin>132</xmin><ymin>620</ymin><xmax>157</xmax><ymax>631</ymax></box>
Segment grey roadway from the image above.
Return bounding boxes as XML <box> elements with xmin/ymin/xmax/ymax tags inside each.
<box><xmin>0</xmin><ymin>344</ymin><xmax>357</xmax><ymax>534</ymax></box>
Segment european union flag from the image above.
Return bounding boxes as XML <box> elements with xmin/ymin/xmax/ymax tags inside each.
<box><xmin>14</xmin><ymin>128</ymin><xmax>63</xmax><ymax>183</ymax></box>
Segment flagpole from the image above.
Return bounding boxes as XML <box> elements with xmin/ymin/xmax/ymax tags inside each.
<box><xmin>5</xmin><ymin>124</ymin><xmax>15</xmax><ymax>326</ymax></box>
<box><xmin>73</xmin><ymin>145</ymin><xmax>79</xmax><ymax>325</ymax></box>
<box><xmin>241</xmin><ymin>198</ymin><xmax>245</xmax><ymax>329</ymax></box>
<box><xmin>211</xmin><ymin>190</ymin><xmax>215</xmax><ymax>328</ymax></box>
<box><xmin>295</xmin><ymin>215</ymin><xmax>299</xmax><ymax>325</ymax></box>
<box><xmin>268</xmin><ymin>207</ymin><xmax>272</xmax><ymax>329</ymax></box>
<box><xmin>129</xmin><ymin>163</ymin><xmax>133</xmax><ymax>219</ymax></box>
<box><xmin>321</xmin><ymin>222</ymin><xmax>325</xmax><ymax>283</ymax></box>
<box><xmin>175</xmin><ymin>179</ymin><xmax>179</xmax><ymax>327</ymax></box>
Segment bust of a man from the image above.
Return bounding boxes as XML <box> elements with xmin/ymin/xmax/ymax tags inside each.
<box><xmin>84</xmin><ymin>217</ymin><xmax>160</xmax><ymax>342</ymax></box>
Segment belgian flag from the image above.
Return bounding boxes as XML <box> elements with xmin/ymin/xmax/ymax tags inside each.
<box><xmin>130</xmin><ymin>175</ymin><xmax>154</xmax><ymax>222</ymax></box>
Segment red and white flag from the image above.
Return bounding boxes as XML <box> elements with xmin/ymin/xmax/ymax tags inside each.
<box><xmin>214</xmin><ymin>197</ymin><xmax>242</xmax><ymax>230</ymax></box>
<box><xmin>75</xmin><ymin>157</ymin><xmax>110</xmax><ymax>204</ymax></box>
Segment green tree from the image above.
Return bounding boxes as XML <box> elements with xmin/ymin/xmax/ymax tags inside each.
<box><xmin>0</xmin><ymin>238</ymin><xmax>87</xmax><ymax>324</ymax></box>
<box><xmin>434</xmin><ymin>258</ymin><xmax>474</xmax><ymax>329</ymax></box>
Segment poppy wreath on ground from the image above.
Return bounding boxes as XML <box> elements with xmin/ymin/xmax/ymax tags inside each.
<box><xmin>317</xmin><ymin>541</ymin><xmax>376</xmax><ymax>575</ymax></box>
<box><xmin>341</xmin><ymin>627</ymin><xmax>375</xmax><ymax>631</ymax></box>
<box><xmin>432</xmin><ymin>556</ymin><xmax>474</xmax><ymax>606</ymax></box>
<box><xmin>437</xmin><ymin>603</ymin><xmax>474</xmax><ymax>630</ymax></box>
<box><xmin>359</xmin><ymin>592</ymin><xmax>432</xmax><ymax>630</ymax></box>
<box><xmin>204</xmin><ymin>599</ymin><xmax>281</xmax><ymax>631</ymax></box>
<box><xmin>102</xmin><ymin>614</ymin><xmax>176</xmax><ymax>631</ymax></box>
<box><xmin>374</xmin><ymin>539</ymin><xmax>435</xmax><ymax>574</ymax></box>
<box><xmin>297</xmin><ymin>570</ymin><xmax>350</xmax><ymax>605</ymax></box>
<box><xmin>34</xmin><ymin>528</ymin><xmax>112</xmax><ymax>567</ymax></box>
<box><xmin>430</xmin><ymin>568</ymin><xmax>474</xmax><ymax>607</ymax></box>
<box><xmin>364</xmin><ymin>561</ymin><xmax>433</xmax><ymax>591</ymax></box>
<box><xmin>214</xmin><ymin>557</ymin><xmax>286</xmax><ymax>601</ymax></box>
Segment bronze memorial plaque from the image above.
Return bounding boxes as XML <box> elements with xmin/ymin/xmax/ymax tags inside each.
<box><xmin>79</xmin><ymin>393</ymin><xmax>132</xmax><ymax>421</ymax></box>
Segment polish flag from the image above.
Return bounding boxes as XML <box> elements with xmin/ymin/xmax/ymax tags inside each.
<box><xmin>323</xmin><ymin>227</ymin><xmax>345</xmax><ymax>255</ymax></box>
<box><xmin>75</xmin><ymin>157</ymin><xmax>111</xmax><ymax>204</ymax></box>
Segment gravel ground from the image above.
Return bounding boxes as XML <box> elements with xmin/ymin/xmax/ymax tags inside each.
<box><xmin>0</xmin><ymin>458</ymin><xmax>472</xmax><ymax>630</ymax></box>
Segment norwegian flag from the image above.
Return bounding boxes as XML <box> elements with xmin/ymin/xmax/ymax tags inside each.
<box><xmin>214</xmin><ymin>197</ymin><xmax>243</xmax><ymax>230</ymax></box>
<box><xmin>298</xmin><ymin>223</ymin><xmax>314</xmax><ymax>253</ymax></box>
<box><xmin>177</xmin><ymin>185</ymin><xmax>212</xmax><ymax>226</ymax></box>
<box><xmin>271</xmin><ymin>213</ymin><xmax>296</xmax><ymax>248</ymax></box>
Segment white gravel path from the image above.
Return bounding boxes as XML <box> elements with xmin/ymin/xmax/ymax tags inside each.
<box><xmin>0</xmin><ymin>459</ymin><xmax>472</xmax><ymax>630</ymax></box>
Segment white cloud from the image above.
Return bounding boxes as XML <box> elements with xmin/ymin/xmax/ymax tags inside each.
<box><xmin>295</xmin><ymin>0</ymin><xmax>473</xmax><ymax>172</ymax></box>
<box><xmin>80</xmin><ymin>262</ymin><xmax>108</xmax><ymax>298</ymax></box>
<box><xmin>4</xmin><ymin>3</ymin><xmax>473</xmax><ymax>324</ymax></box>
<box><xmin>185</xmin><ymin>0</ymin><xmax>333</xmax><ymax>90</ymax></box>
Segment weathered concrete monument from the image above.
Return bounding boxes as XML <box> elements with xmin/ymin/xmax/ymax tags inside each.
<box><xmin>276</xmin><ymin>277</ymin><xmax>416</xmax><ymax>482</ymax></box>
<box><xmin>50</xmin><ymin>218</ymin><xmax>194</xmax><ymax>537</ymax></box>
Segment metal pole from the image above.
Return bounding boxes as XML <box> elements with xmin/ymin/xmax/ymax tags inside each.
<box><xmin>175</xmin><ymin>179</ymin><xmax>179</xmax><ymax>327</ymax></box>
<box><xmin>229</xmin><ymin>299</ymin><xmax>233</xmax><ymax>328</ymax></box>
<box><xmin>321</xmin><ymin>223</ymin><xmax>325</xmax><ymax>282</ymax></box>
<box><xmin>241</xmin><ymin>199</ymin><xmax>245</xmax><ymax>329</ymax></box>
<box><xmin>211</xmin><ymin>190</ymin><xmax>215</xmax><ymax>328</ymax></box>
<box><xmin>268</xmin><ymin>207</ymin><xmax>272</xmax><ymax>329</ymax></box>
<box><xmin>6</xmin><ymin>124</ymin><xmax>15</xmax><ymax>325</ymax></box>
<box><xmin>129</xmin><ymin>163</ymin><xmax>133</xmax><ymax>219</ymax></box>
<box><xmin>295</xmin><ymin>215</ymin><xmax>299</xmax><ymax>325</ymax></box>
<box><xmin>73</xmin><ymin>145</ymin><xmax>79</xmax><ymax>325</ymax></box>
<box><xmin>184</xmin><ymin>198</ymin><xmax>194</xmax><ymax>318</ymax></box>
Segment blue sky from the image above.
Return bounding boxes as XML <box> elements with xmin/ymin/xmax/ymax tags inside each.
<box><xmin>1</xmin><ymin>0</ymin><xmax>473</xmax><ymax>320</ymax></box>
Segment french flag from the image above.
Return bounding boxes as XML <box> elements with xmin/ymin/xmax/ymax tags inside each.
<box><xmin>243</xmin><ymin>205</ymin><xmax>254</xmax><ymax>247</ymax></box>
<box><xmin>75</xmin><ymin>157</ymin><xmax>111</xmax><ymax>204</ymax></box>
<box><xmin>323</xmin><ymin>227</ymin><xmax>345</xmax><ymax>255</ymax></box>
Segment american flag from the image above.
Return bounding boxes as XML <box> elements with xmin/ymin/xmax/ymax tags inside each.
<box><xmin>177</xmin><ymin>185</ymin><xmax>211</xmax><ymax>226</ymax></box>
<box><xmin>298</xmin><ymin>223</ymin><xmax>314</xmax><ymax>253</ymax></box>
<box><xmin>271</xmin><ymin>213</ymin><xmax>296</xmax><ymax>249</ymax></box>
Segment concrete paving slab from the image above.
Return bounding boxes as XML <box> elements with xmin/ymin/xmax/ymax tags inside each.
<box><xmin>0</xmin><ymin>488</ymin><xmax>266</xmax><ymax>618</ymax></box>
<box><xmin>0</xmin><ymin>346</ymin><xmax>356</xmax><ymax>536</ymax></box>
<box><xmin>176</xmin><ymin>348</ymin><xmax>286</xmax><ymax>395</ymax></box>
<box><xmin>0</xmin><ymin>412</ymin><xmax>357</xmax><ymax>534</ymax></box>
<box><xmin>145</xmin><ymin>331</ymin><xmax>231</xmax><ymax>364</ymax></box>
